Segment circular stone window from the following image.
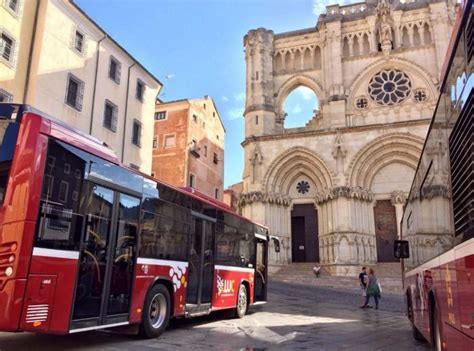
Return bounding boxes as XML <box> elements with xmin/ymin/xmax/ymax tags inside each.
<box><xmin>368</xmin><ymin>69</ymin><xmax>411</xmax><ymax>106</ymax></box>
<box><xmin>413</xmin><ymin>88</ymin><xmax>428</xmax><ymax>103</ymax></box>
<box><xmin>296</xmin><ymin>181</ymin><xmax>310</xmax><ymax>194</ymax></box>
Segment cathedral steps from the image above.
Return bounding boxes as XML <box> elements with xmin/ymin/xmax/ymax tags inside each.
<box><xmin>269</xmin><ymin>262</ymin><xmax>405</xmax><ymax>294</ymax></box>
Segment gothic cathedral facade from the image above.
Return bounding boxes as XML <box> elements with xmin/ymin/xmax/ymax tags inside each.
<box><xmin>240</xmin><ymin>0</ymin><xmax>457</xmax><ymax>275</ymax></box>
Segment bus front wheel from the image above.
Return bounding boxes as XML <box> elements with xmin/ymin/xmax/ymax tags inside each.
<box><xmin>139</xmin><ymin>284</ymin><xmax>171</xmax><ymax>338</ymax></box>
<box><xmin>235</xmin><ymin>284</ymin><xmax>248</xmax><ymax>318</ymax></box>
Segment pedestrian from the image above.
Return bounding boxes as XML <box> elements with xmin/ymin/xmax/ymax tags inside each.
<box><xmin>313</xmin><ymin>264</ymin><xmax>321</xmax><ymax>278</ymax></box>
<box><xmin>358</xmin><ymin>266</ymin><xmax>368</xmax><ymax>307</ymax></box>
<box><xmin>362</xmin><ymin>268</ymin><xmax>381</xmax><ymax>309</ymax></box>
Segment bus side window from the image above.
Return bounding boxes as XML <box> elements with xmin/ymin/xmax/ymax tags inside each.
<box><xmin>36</xmin><ymin>140</ymin><xmax>86</xmax><ymax>251</ymax></box>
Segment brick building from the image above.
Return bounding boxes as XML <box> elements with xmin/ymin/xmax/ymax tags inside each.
<box><xmin>152</xmin><ymin>96</ymin><xmax>225</xmax><ymax>200</ymax></box>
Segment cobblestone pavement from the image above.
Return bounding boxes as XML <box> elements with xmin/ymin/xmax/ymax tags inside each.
<box><xmin>0</xmin><ymin>281</ymin><xmax>430</xmax><ymax>351</ymax></box>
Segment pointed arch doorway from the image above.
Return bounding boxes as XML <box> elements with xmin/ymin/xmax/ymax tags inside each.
<box><xmin>291</xmin><ymin>203</ymin><xmax>319</xmax><ymax>262</ymax></box>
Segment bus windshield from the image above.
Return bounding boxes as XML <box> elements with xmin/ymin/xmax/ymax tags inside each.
<box><xmin>0</xmin><ymin>120</ymin><xmax>19</xmax><ymax>205</ymax></box>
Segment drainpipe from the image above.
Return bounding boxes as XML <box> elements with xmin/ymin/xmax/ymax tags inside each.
<box><xmin>23</xmin><ymin>0</ymin><xmax>41</xmax><ymax>103</ymax></box>
<box><xmin>121</xmin><ymin>62</ymin><xmax>136</xmax><ymax>163</ymax></box>
<box><xmin>89</xmin><ymin>34</ymin><xmax>107</xmax><ymax>134</ymax></box>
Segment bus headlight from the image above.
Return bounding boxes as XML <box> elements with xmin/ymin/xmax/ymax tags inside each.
<box><xmin>5</xmin><ymin>267</ymin><xmax>13</xmax><ymax>277</ymax></box>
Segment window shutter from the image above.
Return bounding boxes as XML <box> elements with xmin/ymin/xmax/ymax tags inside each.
<box><xmin>65</xmin><ymin>74</ymin><xmax>71</xmax><ymax>105</ymax></box>
<box><xmin>77</xmin><ymin>80</ymin><xmax>84</xmax><ymax>111</ymax></box>
<box><xmin>111</xmin><ymin>105</ymin><xmax>117</xmax><ymax>132</ymax></box>
<box><xmin>116</xmin><ymin>61</ymin><xmax>121</xmax><ymax>84</ymax></box>
<box><xmin>108</xmin><ymin>57</ymin><xmax>112</xmax><ymax>79</ymax></box>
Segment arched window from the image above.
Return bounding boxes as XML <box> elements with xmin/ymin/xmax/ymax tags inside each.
<box><xmin>274</xmin><ymin>52</ymin><xmax>284</xmax><ymax>72</ymax></box>
<box><xmin>402</xmin><ymin>26</ymin><xmax>410</xmax><ymax>48</ymax></box>
<box><xmin>423</xmin><ymin>23</ymin><xmax>431</xmax><ymax>44</ymax></box>
<box><xmin>343</xmin><ymin>37</ymin><xmax>350</xmax><ymax>57</ymax></box>
<box><xmin>362</xmin><ymin>33</ymin><xmax>370</xmax><ymax>55</ymax></box>
<box><xmin>294</xmin><ymin>50</ymin><xmax>302</xmax><ymax>71</ymax></box>
<box><xmin>314</xmin><ymin>46</ymin><xmax>322</xmax><ymax>69</ymax></box>
<box><xmin>413</xmin><ymin>25</ymin><xmax>421</xmax><ymax>46</ymax></box>
<box><xmin>283</xmin><ymin>86</ymin><xmax>319</xmax><ymax>128</ymax></box>
<box><xmin>284</xmin><ymin>51</ymin><xmax>292</xmax><ymax>71</ymax></box>
<box><xmin>353</xmin><ymin>36</ymin><xmax>360</xmax><ymax>56</ymax></box>
<box><xmin>303</xmin><ymin>48</ymin><xmax>312</xmax><ymax>70</ymax></box>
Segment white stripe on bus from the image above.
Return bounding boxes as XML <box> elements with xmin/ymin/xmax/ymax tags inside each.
<box><xmin>32</xmin><ymin>247</ymin><xmax>79</xmax><ymax>260</ymax></box>
<box><xmin>69</xmin><ymin>322</ymin><xmax>129</xmax><ymax>334</ymax></box>
<box><xmin>136</xmin><ymin>257</ymin><xmax>189</xmax><ymax>267</ymax></box>
<box><xmin>214</xmin><ymin>265</ymin><xmax>254</xmax><ymax>273</ymax></box>
<box><xmin>405</xmin><ymin>238</ymin><xmax>474</xmax><ymax>277</ymax></box>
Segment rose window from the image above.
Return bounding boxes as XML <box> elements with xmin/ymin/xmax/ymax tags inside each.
<box><xmin>296</xmin><ymin>181</ymin><xmax>310</xmax><ymax>194</ymax></box>
<box><xmin>368</xmin><ymin>69</ymin><xmax>411</xmax><ymax>106</ymax></box>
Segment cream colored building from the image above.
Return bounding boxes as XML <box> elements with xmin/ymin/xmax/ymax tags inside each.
<box><xmin>239</xmin><ymin>0</ymin><xmax>457</xmax><ymax>274</ymax></box>
<box><xmin>0</xmin><ymin>0</ymin><xmax>162</xmax><ymax>173</ymax></box>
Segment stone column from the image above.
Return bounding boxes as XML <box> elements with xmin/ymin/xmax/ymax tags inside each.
<box><xmin>391</xmin><ymin>191</ymin><xmax>407</xmax><ymax>239</ymax></box>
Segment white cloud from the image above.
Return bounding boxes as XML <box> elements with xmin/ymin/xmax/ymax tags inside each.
<box><xmin>291</xmin><ymin>104</ymin><xmax>303</xmax><ymax>115</ymax></box>
<box><xmin>233</xmin><ymin>92</ymin><xmax>245</xmax><ymax>102</ymax></box>
<box><xmin>222</xmin><ymin>96</ymin><xmax>230</xmax><ymax>102</ymax></box>
<box><xmin>227</xmin><ymin>108</ymin><xmax>244</xmax><ymax>120</ymax></box>
<box><xmin>165</xmin><ymin>74</ymin><xmax>175</xmax><ymax>79</ymax></box>
<box><xmin>297</xmin><ymin>86</ymin><xmax>315</xmax><ymax>101</ymax></box>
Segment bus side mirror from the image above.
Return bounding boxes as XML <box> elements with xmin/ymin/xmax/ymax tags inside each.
<box><xmin>394</xmin><ymin>240</ymin><xmax>410</xmax><ymax>259</ymax></box>
<box><xmin>272</xmin><ymin>238</ymin><xmax>280</xmax><ymax>253</ymax></box>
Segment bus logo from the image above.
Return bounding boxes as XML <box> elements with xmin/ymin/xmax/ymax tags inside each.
<box><xmin>216</xmin><ymin>274</ymin><xmax>235</xmax><ymax>296</ymax></box>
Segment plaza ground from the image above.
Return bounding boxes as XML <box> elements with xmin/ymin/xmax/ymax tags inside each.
<box><xmin>0</xmin><ymin>280</ymin><xmax>430</xmax><ymax>351</ymax></box>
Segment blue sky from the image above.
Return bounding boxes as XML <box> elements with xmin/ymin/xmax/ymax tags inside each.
<box><xmin>76</xmin><ymin>0</ymin><xmax>357</xmax><ymax>187</ymax></box>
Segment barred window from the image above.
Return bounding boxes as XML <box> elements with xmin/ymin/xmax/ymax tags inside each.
<box><xmin>136</xmin><ymin>80</ymin><xmax>145</xmax><ymax>102</ymax></box>
<box><xmin>0</xmin><ymin>32</ymin><xmax>15</xmax><ymax>64</ymax></box>
<box><xmin>74</xmin><ymin>31</ymin><xmax>84</xmax><ymax>53</ymax></box>
<box><xmin>65</xmin><ymin>73</ymin><xmax>84</xmax><ymax>111</ymax></box>
<box><xmin>132</xmin><ymin>119</ymin><xmax>142</xmax><ymax>146</ymax></box>
<box><xmin>0</xmin><ymin>89</ymin><xmax>13</xmax><ymax>102</ymax></box>
<box><xmin>108</xmin><ymin>56</ymin><xmax>121</xmax><ymax>84</ymax></box>
<box><xmin>103</xmin><ymin>100</ymin><xmax>118</xmax><ymax>132</ymax></box>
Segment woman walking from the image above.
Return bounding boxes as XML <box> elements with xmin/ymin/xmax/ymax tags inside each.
<box><xmin>362</xmin><ymin>268</ymin><xmax>381</xmax><ymax>309</ymax></box>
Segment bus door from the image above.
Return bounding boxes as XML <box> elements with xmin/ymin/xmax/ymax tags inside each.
<box><xmin>71</xmin><ymin>183</ymin><xmax>140</xmax><ymax>330</ymax></box>
<box><xmin>186</xmin><ymin>212</ymin><xmax>215</xmax><ymax>313</ymax></box>
<box><xmin>254</xmin><ymin>237</ymin><xmax>268</xmax><ymax>302</ymax></box>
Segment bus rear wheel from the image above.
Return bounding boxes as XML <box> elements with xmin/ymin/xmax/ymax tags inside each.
<box><xmin>235</xmin><ymin>284</ymin><xmax>248</xmax><ymax>318</ymax></box>
<box><xmin>139</xmin><ymin>284</ymin><xmax>171</xmax><ymax>339</ymax></box>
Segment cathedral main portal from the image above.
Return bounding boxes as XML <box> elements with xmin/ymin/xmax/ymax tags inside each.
<box><xmin>291</xmin><ymin>204</ymin><xmax>319</xmax><ymax>262</ymax></box>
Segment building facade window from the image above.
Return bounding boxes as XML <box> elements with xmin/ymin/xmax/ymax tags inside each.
<box><xmin>5</xmin><ymin>0</ymin><xmax>19</xmax><ymax>14</ymax></box>
<box><xmin>103</xmin><ymin>100</ymin><xmax>118</xmax><ymax>132</ymax></box>
<box><xmin>136</xmin><ymin>80</ymin><xmax>145</xmax><ymax>102</ymax></box>
<box><xmin>153</xmin><ymin>137</ymin><xmax>157</xmax><ymax>148</ymax></box>
<box><xmin>189</xmin><ymin>174</ymin><xmax>196</xmax><ymax>188</ymax></box>
<box><xmin>65</xmin><ymin>73</ymin><xmax>84</xmax><ymax>111</ymax></box>
<box><xmin>154</xmin><ymin>111</ymin><xmax>166</xmax><ymax>120</ymax></box>
<box><xmin>204</xmin><ymin>145</ymin><xmax>208</xmax><ymax>157</ymax></box>
<box><xmin>0</xmin><ymin>88</ymin><xmax>13</xmax><ymax>102</ymax></box>
<box><xmin>164</xmin><ymin>134</ymin><xmax>175</xmax><ymax>148</ymax></box>
<box><xmin>108</xmin><ymin>56</ymin><xmax>121</xmax><ymax>84</ymax></box>
<box><xmin>192</xmin><ymin>114</ymin><xmax>198</xmax><ymax>123</ymax></box>
<box><xmin>213</xmin><ymin>152</ymin><xmax>218</xmax><ymax>164</ymax></box>
<box><xmin>73</xmin><ymin>29</ymin><xmax>85</xmax><ymax>54</ymax></box>
<box><xmin>215</xmin><ymin>188</ymin><xmax>219</xmax><ymax>199</ymax></box>
<box><xmin>0</xmin><ymin>31</ymin><xmax>15</xmax><ymax>65</ymax></box>
<box><xmin>368</xmin><ymin>69</ymin><xmax>411</xmax><ymax>106</ymax></box>
<box><xmin>132</xmin><ymin>119</ymin><xmax>142</xmax><ymax>146</ymax></box>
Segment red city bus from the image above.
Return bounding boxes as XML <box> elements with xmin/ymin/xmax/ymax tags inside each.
<box><xmin>395</xmin><ymin>1</ymin><xmax>473</xmax><ymax>350</ymax></box>
<box><xmin>0</xmin><ymin>103</ymin><xmax>279</xmax><ymax>338</ymax></box>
